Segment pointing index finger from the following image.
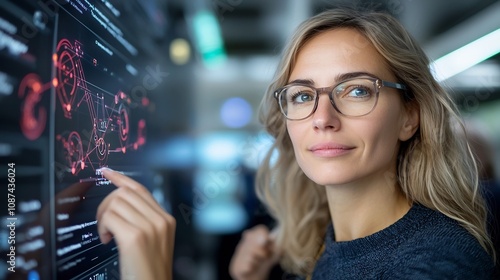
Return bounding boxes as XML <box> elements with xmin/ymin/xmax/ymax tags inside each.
<box><xmin>99</xmin><ymin>167</ymin><xmax>143</xmax><ymax>191</ymax></box>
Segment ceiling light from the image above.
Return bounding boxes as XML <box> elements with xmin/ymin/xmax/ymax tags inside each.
<box><xmin>431</xmin><ymin>28</ymin><xmax>500</xmax><ymax>82</ymax></box>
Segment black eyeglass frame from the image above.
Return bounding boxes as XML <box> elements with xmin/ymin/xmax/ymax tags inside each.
<box><xmin>273</xmin><ymin>77</ymin><xmax>407</xmax><ymax>120</ymax></box>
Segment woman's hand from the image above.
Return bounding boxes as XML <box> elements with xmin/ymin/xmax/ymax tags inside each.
<box><xmin>229</xmin><ymin>224</ymin><xmax>281</xmax><ymax>280</ymax></box>
<box><xmin>96</xmin><ymin>168</ymin><xmax>176</xmax><ymax>280</ymax></box>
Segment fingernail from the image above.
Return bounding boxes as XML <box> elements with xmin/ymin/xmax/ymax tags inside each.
<box><xmin>98</xmin><ymin>167</ymin><xmax>113</xmax><ymax>175</ymax></box>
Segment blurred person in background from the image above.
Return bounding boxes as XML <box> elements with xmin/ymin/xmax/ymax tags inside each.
<box><xmin>92</xmin><ymin>6</ymin><xmax>497</xmax><ymax>280</ymax></box>
<box><xmin>229</xmin><ymin>7</ymin><xmax>496</xmax><ymax>280</ymax></box>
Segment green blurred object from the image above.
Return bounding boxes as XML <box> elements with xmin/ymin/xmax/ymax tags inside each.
<box><xmin>192</xmin><ymin>10</ymin><xmax>227</xmax><ymax>67</ymax></box>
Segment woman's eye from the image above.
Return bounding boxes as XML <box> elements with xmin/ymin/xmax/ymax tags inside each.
<box><xmin>289</xmin><ymin>91</ymin><xmax>315</xmax><ymax>103</ymax></box>
<box><xmin>346</xmin><ymin>87</ymin><xmax>371</xmax><ymax>98</ymax></box>
<box><xmin>295</xmin><ymin>93</ymin><xmax>313</xmax><ymax>102</ymax></box>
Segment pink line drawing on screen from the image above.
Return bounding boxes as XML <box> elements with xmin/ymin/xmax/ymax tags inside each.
<box><xmin>52</xmin><ymin>38</ymin><xmax>146</xmax><ymax>176</ymax></box>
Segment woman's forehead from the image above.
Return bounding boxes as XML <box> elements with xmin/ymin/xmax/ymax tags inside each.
<box><xmin>289</xmin><ymin>28</ymin><xmax>394</xmax><ymax>84</ymax></box>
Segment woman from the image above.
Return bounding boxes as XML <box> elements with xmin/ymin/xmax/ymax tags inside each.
<box><xmin>229</xmin><ymin>7</ymin><xmax>496</xmax><ymax>279</ymax></box>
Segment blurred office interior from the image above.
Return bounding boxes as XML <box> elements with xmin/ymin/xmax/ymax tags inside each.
<box><xmin>1</xmin><ymin>0</ymin><xmax>500</xmax><ymax>279</ymax></box>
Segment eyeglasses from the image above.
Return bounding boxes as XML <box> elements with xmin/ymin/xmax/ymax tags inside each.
<box><xmin>274</xmin><ymin>77</ymin><xmax>407</xmax><ymax>120</ymax></box>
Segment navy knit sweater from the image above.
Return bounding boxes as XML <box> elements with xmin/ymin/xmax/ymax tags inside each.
<box><xmin>311</xmin><ymin>204</ymin><xmax>495</xmax><ymax>279</ymax></box>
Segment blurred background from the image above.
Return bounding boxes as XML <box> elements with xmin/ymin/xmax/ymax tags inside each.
<box><xmin>1</xmin><ymin>0</ymin><xmax>499</xmax><ymax>279</ymax></box>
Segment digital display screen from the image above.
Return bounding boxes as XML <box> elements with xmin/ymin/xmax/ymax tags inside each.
<box><xmin>0</xmin><ymin>1</ymin><xmax>157</xmax><ymax>279</ymax></box>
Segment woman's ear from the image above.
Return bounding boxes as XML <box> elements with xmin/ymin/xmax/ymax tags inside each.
<box><xmin>399</xmin><ymin>105</ymin><xmax>419</xmax><ymax>141</ymax></box>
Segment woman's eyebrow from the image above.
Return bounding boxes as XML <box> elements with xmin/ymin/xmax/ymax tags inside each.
<box><xmin>288</xmin><ymin>71</ymin><xmax>378</xmax><ymax>85</ymax></box>
<box><xmin>336</xmin><ymin>71</ymin><xmax>377</xmax><ymax>81</ymax></box>
<box><xmin>287</xmin><ymin>78</ymin><xmax>314</xmax><ymax>85</ymax></box>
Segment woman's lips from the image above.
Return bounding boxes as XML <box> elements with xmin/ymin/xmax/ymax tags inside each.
<box><xmin>308</xmin><ymin>143</ymin><xmax>355</xmax><ymax>157</ymax></box>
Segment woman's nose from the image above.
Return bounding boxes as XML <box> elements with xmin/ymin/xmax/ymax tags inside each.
<box><xmin>311</xmin><ymin>94</ymin><xmax>341</xmax><ymax>131</ymax></box>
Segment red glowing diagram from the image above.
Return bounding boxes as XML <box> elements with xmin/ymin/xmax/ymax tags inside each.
<box><xmin>53</xmin><ymin>38</ymin><xmax>147</xmax><ymax>175</ymax></box>
<box><xmin>18</xmin><ymin>74</ymin><xmax>52</xmax><ymax>141</ymax></box>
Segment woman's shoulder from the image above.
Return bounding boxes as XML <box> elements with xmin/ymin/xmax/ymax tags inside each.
<box><xmin>402</xmin><ymin>204</ymin><xmax>489</xmax><ymax>258</ymax></box>
<box><xmin>407</xmin><ymin>204</ymin><xmax>485</xmax><ymax>251</ymax></box>
<box><xmin>387</xmin><ymin>204</ymin><xmax>494</xmax><ymax>279</ymax></box>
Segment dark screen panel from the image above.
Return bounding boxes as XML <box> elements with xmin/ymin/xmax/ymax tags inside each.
<box><xmin>0</xmin><ymin>1</ymin><xmax>159</xmax><ymax>279</ymax></box>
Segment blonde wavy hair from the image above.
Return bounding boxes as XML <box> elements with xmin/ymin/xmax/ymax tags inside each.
<box><xmin>255</xmin><ymin>7</ymin><xmax>495</xmax><ymax>276</ymax></box>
